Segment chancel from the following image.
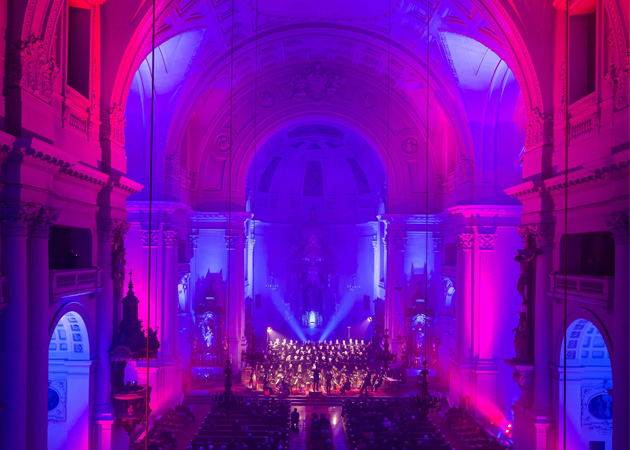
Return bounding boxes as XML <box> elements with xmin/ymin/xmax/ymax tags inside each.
<box><xmin>0</xmin><ymin>1</ymin><xmax>627</xmax><ymax>450</ymax></box>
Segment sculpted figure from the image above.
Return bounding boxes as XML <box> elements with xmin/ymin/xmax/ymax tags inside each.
<box><xmin>513</xmin><ymin>312</ymin><xmax>531</xmax><ymax>362</ymax></box>
<box><xmin>515</xmin><ymin>252</ymin><xmax>536</xmax><ymax>305</ymax></box>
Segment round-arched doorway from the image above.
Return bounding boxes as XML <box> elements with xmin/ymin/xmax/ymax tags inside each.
<box><xmin>558</xmin><ymin>319</ymin><xmax>612</xmax><ymax>450</ymax></box>
<box><xmin>48</xmin><ymin>311</ymin><xmax>93</xmax><ymax>450</ymax></box>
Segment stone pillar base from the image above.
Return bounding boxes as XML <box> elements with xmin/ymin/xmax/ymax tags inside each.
<box><xmin>448</xmin><ymin>359</ymin><xmax>473</xmax><ymax>408</ymax></box>
<box><xmin>512</xmin><ymin>402</ymin><xmax>553</xmax><ymax>450</ymax></box>
<box><xmin>92</xmin><ymin>414</ymin><xmax>128</xmax><ymax>450</ymax></box>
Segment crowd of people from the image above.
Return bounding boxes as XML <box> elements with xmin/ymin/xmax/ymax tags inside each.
<box><xmin>188</xmin><ymin>398</ymin><xmax>290</xmax><ymax>450</ymax></box>
<box><xmin>249</xmin><ymin>338</ymin><xmax>393</xmax><ymax>395</ymax></box>
<box><xmin>342</xmin><ymin>398</ymin><xmax>449</xmax><ymax>450</ymax></box>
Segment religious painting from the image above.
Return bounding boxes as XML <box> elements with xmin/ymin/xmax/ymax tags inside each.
<box><xmin>582</xmin><ymin>387</ymin><xmax>613</xmax><ymax>432</ymax></box>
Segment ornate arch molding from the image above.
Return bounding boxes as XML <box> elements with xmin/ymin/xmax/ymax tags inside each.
<box><xmin>552</xmin><ymin>308</ymin><xmax>613</xmax><ymax>369</ymax></box>
<box><xmin>49</xmin><ymin>301</ymin><xmax>96</xmax><ymax>361</ymax></box>
<box><xmin>603</xmin><ymin>0</ymin><xmax>630</xmax><ymax>109</ymax></box>
<box><xmin>194</xmin><ymin>104</ymin><xmax>441</xmax><ymax>206</ymax></box>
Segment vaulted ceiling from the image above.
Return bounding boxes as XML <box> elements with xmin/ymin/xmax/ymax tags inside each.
<box><xmin>123</xmin><ymin>0</ymin><xmax>526</xmax><ymax>213</ymax></box>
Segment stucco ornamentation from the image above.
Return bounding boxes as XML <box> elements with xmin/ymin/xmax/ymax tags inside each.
<box><xmin>164</xmin><ymin>230</ymin><xmax>181</xmax><ymax>247</ymax></box>
<box><xmin>524</xmin><ymin>107</ymin><xmax>553</xmax><ymax>150</ymax></box>
<box><xmin>287</xmin><ymin>63</ymin><xmax>346</xmax><ymax>102</ymax></box>
<box><xmin>401</xmin><ymin>137</ymin><xmax>419</xmax><ymax>154</ymax></box>
<box><xmin>605</xmin><ymin>211</ymin><xmax>629</xmax><ymax>243</ymax></box>
<box><xmin>258</xmin><ymin>90</ymin><xmax>276</xmax><ymax>108</ymax></box>
<box><xmin>140</xmin><ymin>230</ymin><xmax>159</xmax><ymax>247</ymax></box>
<box><xmin>216</xmin><ymin>134</ymin><xmax>231</xmax><ymax>152</ymax></box>
<box><xmin>360</xmin><ymin>92</ymin><xmax>377</xmax><ymax>109</ymax></box>
<box><xmin>456</xmin><ymin>154</ymin><xmax>473</xmax><ymax>183</ymax></box>
<box><xmin>0</xmin><ymin>202</ymin><xmax>40</xmax><ymax>236</ymax></box>
<box><xmin>29</xmin><ymin>206</ymin><xmax>59</xmax><ymax>238</ymax></box>
<box><xmin>478</xmin><ymin>234</ymin><xmax>496</xmax><ymax>250</ymax></box>
<box><xmin>454</xmin><ymin>233</ymin><xmax>473</xmax><ymax>249</ymax></box>
<box><xmin>6</xmin><ymin>35</ymin><xmax>59</xmax><ymax>104</ymax></box>
<box><xmin>100</xmin><ymin>104</ymin><xmax>126</xmax><ymax>147</ymax></box>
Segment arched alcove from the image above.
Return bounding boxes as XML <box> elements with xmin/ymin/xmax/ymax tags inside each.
<box><xmin>48</xmin><ymin>311</ymin><xmax>93</xmax><ymax>450</ymax></box>
<box><xmin>558</xmin><ymin>319</ymin><xmax>613</xmax><ymax>450</ymax></box>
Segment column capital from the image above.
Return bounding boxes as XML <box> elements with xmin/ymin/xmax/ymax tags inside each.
<box><xmin>189</xmin><ymin>233</ymin><xmax>199</xmax><ymax>249</ymax></box>
<box><xmin>478</xmin><ymin>234</ymin><xmax>497</xmax><ymax>251</ymax></box>
<box><xmin>385</xmin><ymin>235</ymin><xmax>407</xmax><ymax>251</ymax></box>
<box><xmin>0</xmin><ymin>202</ymin><xmax>40</xmax><ymax>236</ymax></box>
<box><xmin>163</xmin><ymin>230</ymin><xmax>181</xmax><ymax>247</ymax></box>
<box><xmin>518</xmin><ymin>223</ymin><xmax>554</xmax><ymax>249</ymax></box>
<box><xmin>97</xmin><ymin>218</ymin><xmax>130</xmax><ymax>243</ymax></box>
<box><xmin>224</xmin><ymin>233</ymin><xmax>243</xmax><ymax>249</ymax></box>
<box><xmin>29</xmin><ymin>206</ymin><xmax>59</xmax><ymax>238</ymax></box>
<box><xmin>605</xmin><ymin>211</ymin><xmax>629</xmax><ymax>243</ymax></box>
<box><xmin>433</xmin><ymin>235</ymin><xmax>444</xmax><ymax>252</ymax></box>
<box><xmin>455</xmin><ymin>233</ymin><xmax>474</xmax><ymax>249</ymax></box>
<box><xmin>141</xmin><ymin>230</ymin><xmax>159</xmax><ymax>247</ymax></box>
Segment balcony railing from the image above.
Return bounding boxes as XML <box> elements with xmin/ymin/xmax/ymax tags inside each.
<box><xmin>50</xmin><ymin>268</ymin><xmax>102</xmax><ymax>305</ymax></box>
<box><xmin>550</xmin><ymin>273</ymin><xmax>614</xmax><ymax>303</ymax></box>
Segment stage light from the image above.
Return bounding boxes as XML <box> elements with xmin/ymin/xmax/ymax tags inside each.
<box><xmin>367</xmin><ymin>316</ymin><xmax>373</xmax><ymax>322</ymax></box>
<box><xmin>507</xmin><ymin>424</ymin><xmax>512</xmax><ymax>428</ymax></box>
<box><xmin>267</xmin><ymin>327</ymin><xmax>272</xmax><ymax>333</ymax></box>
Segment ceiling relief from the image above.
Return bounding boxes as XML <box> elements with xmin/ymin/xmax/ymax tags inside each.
<box><xmin>278</xmin><ymin>63</ymin><xmax>347</xmax><ymax>103</ymax></box>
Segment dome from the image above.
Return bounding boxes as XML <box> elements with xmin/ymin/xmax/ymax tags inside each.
<box><xmin>248</xmin><ymin>123</ymin><xmax>384</xmax><ymax>224</ymax></box>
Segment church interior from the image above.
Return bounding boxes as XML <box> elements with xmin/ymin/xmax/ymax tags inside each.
<box><xmin>0</xmin><ymin>0</ymin><xmax>628</xmax><ymax>449</ymax></box>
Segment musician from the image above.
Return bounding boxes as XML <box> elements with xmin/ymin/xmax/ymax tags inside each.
<box><xmin>359</xmin><ymin>370</ymin><xmax>372</xmax><ymax>396</ymax></box>
<box><xmin>325</xmin><ymin>370</ymin><xmax>333</xmax><ymax>394</ymax></box>
<box><xmin>340</xmin><ymin>377</ymin><xmax>352</xmax><ymax>395</ymax></box>
<box><xmin>313</xmin><ymin>366</ymin><xmax>321</xmax><ymax>391</ymax></box>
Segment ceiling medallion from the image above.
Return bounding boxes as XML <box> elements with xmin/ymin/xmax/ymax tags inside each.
<box><xmin>401</xmin><ymin>137</ymin><xmax>419</xmax><ymax>154</ymax></box>
<box><xmin>258</xmin><ymin>90</ymin><xmax>275</xmax><ymax>108</ymax></box>
<box><xmin>216</xmin><ymin>134</ymin><xmax>231</xmax><ymax>152</ymax></box>
<box><xmin>360</xmin><ymin>92</ymin><xmax>377</xmax><ymax>109</ymax></box>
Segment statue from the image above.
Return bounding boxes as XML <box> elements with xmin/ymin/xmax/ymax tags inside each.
<box><xmin>515</xmin><ymin>252</ymin><xmax>536</xmax><ymax>306</ymax></box>
<box><xmin>246</xmin><ymin>327</ymin><xmax>256</xmax><ymax>352</ymax></box>
<box><xmin>513</xmin><ymin>312</ymin><xmax>531</xmax><ymax>362</ymax></box>
<box><xmin>383</xmin><ymin>329</ymin><xmax>390</xmax><ymax>354</ymax></box>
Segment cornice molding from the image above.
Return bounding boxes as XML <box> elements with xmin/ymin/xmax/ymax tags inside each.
<box><xmin>506</xmin><ymin>156</ymin><xmax>630</xmax><ymax>200</ymax></box>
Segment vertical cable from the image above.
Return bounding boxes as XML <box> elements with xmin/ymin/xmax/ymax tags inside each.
<box><xmin>145</xmin><ymin>0</ymin><xmax>156</xmax><ymax>446</ymax></box>
<box><xmin>252</xmin><ymin>0</ymin><xmax>258</xmax><ymax>345</ymax></box>
<box><xmin>424</xmin><ymin>0</ymin><xmax>430</xmax><ymax>369</ymax></box>
<box><xmin>386</xmin><ymin>0</ymin><xmax>391</xmax><ymax>355</ymax></box>
<box><xmin>563</xmin><ymin>1</ymin><xmax>570</xmax><ymax>449</ymax></box>
<box><xmin>226</xmin><ymin>0</ymin><xmax>235</xmax><ymax>373</ymax></box>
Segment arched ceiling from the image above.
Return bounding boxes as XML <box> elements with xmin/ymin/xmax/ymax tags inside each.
<box><xmin>122</xmin><ymin>0</ymin><xmax>526</xmax><ymax>211</ymax></box>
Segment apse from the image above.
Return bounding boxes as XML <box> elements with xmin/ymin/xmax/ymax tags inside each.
<box><xmin>247</xmin><ymin>122</ymin><xmax>384</xmax><ymax>343</ymax></box>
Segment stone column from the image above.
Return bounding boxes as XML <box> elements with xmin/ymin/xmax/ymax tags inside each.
<box><xmin>432</xmin><ymin>234</ymin><xmax>444</xmax><ymax>313</ymax></box>
<box><xmin>475</xmin><ymin>233</ymin><xmax>498</xmax><ymax>413</ymax></box>
<box><xmin>0</xmin><ymin>202</ymin><xmax>37</xmax><ymax>450</ymax></box>
<box><xmin>529</xmin><ymin>223</ymin><xmax>554</xmax><ymax>419</ymax></box>
<box><xmin>95</xmin><ymin>219</ymin><xmax>129</xmax><ymax>414</ymax></box>
<box><xmin>606</xmin><ymin>211</ymin><xmax>629</xmax><ymax>450</ymax></box>
<box><xmin>225</xmin><ymin>231</ymin><xmax>246</xmax><ymax>371</ymax></box>
<box><xmin>162</xmin><ymin>230</ymin><xmax>180</xmax><ymax>363</ymax></box>
<box><xmin>372</xmin><ymin>229</ymin><xmax>379</xmax><ymax>308</ymax></box>
<box><xmin>26</xmin><ymin>206</ymin><xmax>58</xmax><ymax>450</ymax></box>
<box><xmin>385</xmin><ymin>233</ymin><xmax>406</xmax><ymax>361</ymax></box>
<box><xmin>452</xmin><ymin>232</ymin><xmax>473</xmax><ymax>406</ymax></box>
